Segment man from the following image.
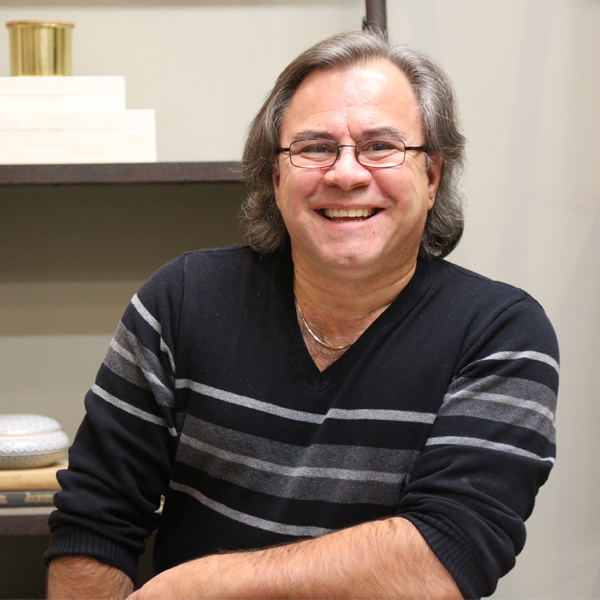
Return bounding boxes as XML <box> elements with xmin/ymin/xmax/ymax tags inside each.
<box><xmin>46</xmin><ymin>31</ymin><xmax>558</xmax><ymax>599</ymax></box>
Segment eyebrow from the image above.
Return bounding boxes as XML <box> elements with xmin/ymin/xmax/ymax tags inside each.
<box><xmin>362</xmin><ymin>126</ymin><xmax>406</xmax><ymax>140</ymax></box>
<box><xmin>291</xmin><ymin>126</ymin><xmax>406</xmax><ymax>142</ymax></box>
<box><xmin>291</xmin><ymin>130</ymin><xmax>334</xmax><ymax>142</ymax></box>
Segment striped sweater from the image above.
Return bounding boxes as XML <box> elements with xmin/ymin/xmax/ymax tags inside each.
<box><xmin>46</xmin><ymin>245</ymin><xmax>559</xmax><ymax>599</ymax></box>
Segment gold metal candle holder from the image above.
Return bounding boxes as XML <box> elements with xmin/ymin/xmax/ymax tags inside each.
<box><xmin>6</xmin><ymin>20</ymin><xmax>75</xmax><ymax>76</ymax></box>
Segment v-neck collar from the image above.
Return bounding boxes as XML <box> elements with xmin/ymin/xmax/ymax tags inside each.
<box><xmin>274</xmin><ymin>247</ymin><xmax>433</xmax><ymax>390</ymax></box>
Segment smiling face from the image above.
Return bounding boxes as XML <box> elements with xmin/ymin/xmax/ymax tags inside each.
<box><xmin>273</xmin><ymin>59</ymin><xmax>442</xmax><ymax>282</ymax></box>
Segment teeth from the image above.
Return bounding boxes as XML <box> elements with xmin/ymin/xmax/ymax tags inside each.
<box><xmin>324</xmin><ymin>208</ymin><xmax>375</xmax><ymax>219</ymax></box>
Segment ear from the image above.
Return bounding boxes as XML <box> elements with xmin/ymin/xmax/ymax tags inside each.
<box><xmin>427</xmin><ymin>152</ymin><xmax>442</xmax><ymax>210</ymax></box>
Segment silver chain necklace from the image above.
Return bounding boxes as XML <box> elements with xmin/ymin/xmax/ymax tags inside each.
<box><xmin>295</xmin><ymin>299</ymin><xmax>353</xmax><ymax>351</ymax></box>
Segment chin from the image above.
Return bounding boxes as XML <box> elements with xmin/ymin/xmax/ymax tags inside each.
<box><xmin>315</xmin><ymin>247</ymin><xmax>384</xmax><ymax>275</ymax></box>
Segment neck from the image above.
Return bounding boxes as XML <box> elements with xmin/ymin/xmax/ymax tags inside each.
<box><xmin>291</xmin><ymin>248</ymin><xmax>419</xmax><ymax>370</ymax></box>
<box><xmin>292</xmin><ymin>251</ymin><xmax>419</xmax><ymax>322</ymax></box>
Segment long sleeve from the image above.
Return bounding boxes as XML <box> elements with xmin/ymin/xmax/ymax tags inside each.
<box><xmin>45</xmin><ymin>256</ymin><xmax>186</xmax><ymax>582</ymax></box>
<box><xmin>399</xmin><ymin>294</ymin><xmax>559</xmax><ymax>598</ymax></box>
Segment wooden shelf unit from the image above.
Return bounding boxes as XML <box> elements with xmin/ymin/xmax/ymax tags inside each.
<box><xmin>0</xmin><ymin>161</ymin><xmax>243</xmax><ymax>186</ymax></box>
<box><xmin>0</xmin><ymin>160</ymin><xmax>247</xmax><ymax>539</ymax></box>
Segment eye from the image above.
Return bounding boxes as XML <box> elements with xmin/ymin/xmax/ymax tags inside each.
<box><xmin>290</xmin><ymin>140</ymin><xmax>338</xmax><ymax>164</ymax></box>
<box><xmin>360</xmin><ymin>139</ymin><xmax>400</xmax><ymax>153</ymax></box>
<box><xmin>303</xmin><ymin>143</ymin><xmax>332</xmax><ymax>154</ymax></box>
<box><xmin>293</xmin><ymin>140</ymin><xmax>337</xmax><ymax>154</ymax></box>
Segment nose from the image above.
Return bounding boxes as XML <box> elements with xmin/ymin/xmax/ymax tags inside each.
<box><xmin>323</xmin><ymin>145</ymin><xmax>371</xmax><ymax>190</ymax></box>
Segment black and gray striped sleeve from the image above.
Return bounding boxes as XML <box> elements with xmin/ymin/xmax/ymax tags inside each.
<box><xmin>45</xmin><ymin>256</ymin><xmax>185</xmax><ymax>581</ymax></box>
<box><xmin>399</xmin><ymin>295</ymin><xmax>559</xmax><ymax>599</ymax></box>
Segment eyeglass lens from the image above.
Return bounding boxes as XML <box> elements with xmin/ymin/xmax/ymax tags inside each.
<box><xmin>289</xmin><ymin>138</ymin><xmax>407</xmax><ymax>168</ymax></box>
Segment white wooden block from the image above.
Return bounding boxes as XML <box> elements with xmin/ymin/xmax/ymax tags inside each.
<box><xmin>0</xmin><ymin>109</ymin><xmax>154</xmax><ymax>130</ymax></box>
<box><xmin>0</xmin><ymin>77</ymin><xmax>126</xmax><ymax>111</ymax></box>
<box><xmin>0</xmin><ymin>109</ymin><xmax>156</xmax><ymax>164</ymax></box>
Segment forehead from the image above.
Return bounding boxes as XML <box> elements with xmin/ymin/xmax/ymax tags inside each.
<box><xmin>280</xmin><ymin>59</ymin><xmax>422</xmax><ymax>140</ymax></box>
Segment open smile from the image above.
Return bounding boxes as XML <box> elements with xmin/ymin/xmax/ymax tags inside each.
<box><xmin>319</xmin><ymin>208</ymin><xmax>380</xmax><ymax>223</ymax></box>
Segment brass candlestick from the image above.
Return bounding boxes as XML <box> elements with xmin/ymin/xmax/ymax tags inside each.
<box><xmin>6</xmin><ymin>20</ymin><xmax>75</xmax><ymax>76</ymax></box>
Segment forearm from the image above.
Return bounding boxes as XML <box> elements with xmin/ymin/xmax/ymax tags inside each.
<box><xmin>130</xmin><ymin>517</ymin><xmax>462</xmax><ymax>599</ymax></box>
<box><xmin>221</xmin><ymin>517</ymin><xmax>461</xmax><ymax>599</ymax></box>
<box><xmin>47</xmin><ymin>555</ymin><xmax>134</xmax><ymax>600</ymax></box>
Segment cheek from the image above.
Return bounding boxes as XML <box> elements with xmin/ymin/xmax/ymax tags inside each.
<box><xmin>279</xmin><ymin>171</ymin><xmax>321</xmax><ymax>209</ymax></box>
<box><xmin>377</xmin><ymin>172</ymin><xmax>414</xmax><ymax>205</ymax></box>
<box><xmin>403</xmin><ymin>169</ymin><xmax>431</xmax><ymax>206</ymax></box>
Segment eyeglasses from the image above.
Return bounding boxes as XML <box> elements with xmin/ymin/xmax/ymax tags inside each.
<box><xmin>278</xmin><ymin>138</ymin><xmax>428</xmax><ymax>169</ymax></box>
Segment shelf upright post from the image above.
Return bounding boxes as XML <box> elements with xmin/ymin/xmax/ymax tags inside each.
<box><xmin>362</xmin><ymin>0</ymin><xmax>387</xmax><ymax>40</ymax></box>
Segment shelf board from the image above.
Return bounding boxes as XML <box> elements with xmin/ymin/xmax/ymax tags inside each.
<box><xmin>0</xmin><ymin>161</ymin><xmax>244</xmax><ymax>186</ymax></box>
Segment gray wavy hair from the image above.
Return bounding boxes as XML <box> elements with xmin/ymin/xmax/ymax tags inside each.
<box><xmin>241</xmin><ymin>31</ymin><xmax>466</xmax><ymax>259</ymax></box>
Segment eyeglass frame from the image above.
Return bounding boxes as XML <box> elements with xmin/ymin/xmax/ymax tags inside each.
<box><xmin>277</xmin><ymin>138</ymin><xmax>429</xmax><ymax>169</ymax></box>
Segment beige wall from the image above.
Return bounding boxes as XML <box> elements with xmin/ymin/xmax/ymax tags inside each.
<box><xmin>0</xmin><ymin>1</ymin><xmax>599</xmax><ymax>598</ymax></box>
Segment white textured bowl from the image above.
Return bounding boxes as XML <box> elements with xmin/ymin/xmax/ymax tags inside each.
<box><xmin>0</xmin><ymin>414</ymin><xmax>70</xmax><ymax>469</ymax></box>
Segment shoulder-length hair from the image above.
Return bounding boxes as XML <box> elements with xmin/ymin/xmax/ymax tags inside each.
<box><xmin>241</xmin><ymin>31</ymin><xmax>466</xmax><ymax>259</ymax></box>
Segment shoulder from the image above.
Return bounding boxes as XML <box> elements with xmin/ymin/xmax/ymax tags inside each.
<box><xmin>135</xmin><ymin>244</ymin><xmax>284</xmax><ymax>324</ymax></box>
<box><xmin>425</xmin><ymin>258</ymin><xmax>548</xmax><ymax>320</ymax></box>
<box><xmin>429</xmin><ymin>259</ymin><xmax>528</xmax><ymax>301</ymax></box>
<box><xmin>131</xmin><ymin>244</ymin><xmax>258</xmax><ymax>315</ymax></box>
<box><xmin>423</xmin><ymin>258</ymin><xmax>559</xmax><ymax>365</ymax></box>
<box><xmin>181</xmin><ymin>243</ymin><xmax>257</xmax><ymax>265</ymax></box>
<box><xmin>172</xmin><ymin>243</ymin><xmax>257</xmax><ymax>273</ymax></box>
<box><xmin>141</xmin><ymin>244</ymin><xmax>261</xmax><ymax>289</ymax></box>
